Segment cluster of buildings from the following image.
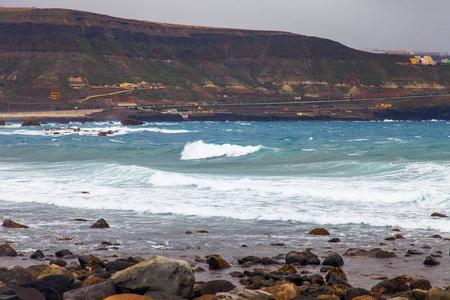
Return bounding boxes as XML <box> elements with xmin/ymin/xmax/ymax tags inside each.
<box><xmin>363</xmin><ymin>49</ymin><xmax>450</xmax><ymax>66</ymax></box>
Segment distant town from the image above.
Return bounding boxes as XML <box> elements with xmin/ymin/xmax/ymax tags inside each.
<box><xmin>364</xmin><ymin>49</ymin><xmax>450</xmax><ymax>65</ymax></box>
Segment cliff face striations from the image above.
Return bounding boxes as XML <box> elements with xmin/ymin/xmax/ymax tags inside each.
<box><xmin>0</xmin><ymin>8</ymin><xmax>449</xmax><ymax>103</ymax></box>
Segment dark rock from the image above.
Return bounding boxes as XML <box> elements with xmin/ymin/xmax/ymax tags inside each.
<box><xmin>0</xmin><ymin>244</ymin><xmax>18</xmax><ymax>257</ymax></box>
<box><xmin>21</xmin><ymin>120</ymin><xmax>41</xmax><ymax>127</ymax></box>
<box><xmin>0</xmin><ymin>286</ymin><xmax>45</xmax><ymax>300</ymax></box>
<box><xmin>200</xmin><ymin>280</ymin><xmax>236</xmax><ymax>296</ymax></box>
<box><xmin>374</xmin><ymin>250</ymin><xmax>397</xmax><ymax>258</ymax></box>
<box><xmin>389</xmin><ymin>275</ymin><xmax>413</xmax><ymax>293</ymax></box>
<box><xmin>302</xmin><ymin>249</ymin><xmax>320</xmax><ymax>265</ymax></box>
<box><xmin>308</xmin><ymin>228</ymin><xmax>331</xmax><ymax>235</ymax></box>
<box><xmin>410</xmin><ymin>279</ymin><xmax>432</xmax><ymax>291</ymax></box>
<box><xmin>0</xmin><ymin>266</ymin><xmax>33</xmax><ymax>285</ymax></box>
<box><xmin>430</xmin><ymin>234</ymin><xmax>442</xmax><ymax>239</ymax></box>
<box><xmin>105</xmin><ymin>260</ymin><xmax>135</xmax><ymax>272</ymax></box>
<box><xmin>285</xmin><ymin>251</ymin><xmax>307</xmax><ymax>265</ymax></box>
<box><xmin>21</xmin><ymin>275</ymin><xmax>71</xmax><ymax>300</ymax></box>
<box><xmin>371</xmin><ymin>280</ymin><xmax>397</xmax><ymax>294</ymax></box>
<box><xmin>284</xmin><ymin>274</ymin><xmax>305</xmax><ymax>286</ymax></box>
<box><xmin>328</xmin><ymin>238</ymin><xmax>341</xmax><ymax>243</ymax></box>
<box><xmin>261</xmin><ymin>257</ymin><xmax>279</xmax><ymax>265</ymax></box>
<box><xmin>120</xmin><ymin>118</ymin><xmax>145</xmax><ymax>126</ymax></box>
<box><xmin>74</xmin><ymin>218</ymin><xmax>88</xmax><ymax>222</ymax></box>
<box><xmin>55</xmin><ymin>249</ymin><xmax>72</xmax><ymax>258</ymax></box>
<box><xmin>322</xmin><ymin>252</ymin><xmax>344</xmax><ymax>267</ymax></box>
<box><xmin>407</xmin><ymin>249</ymin><xmax>424</xmax><ymax>255</ymax></box>
<box><xmin>91</xmin><ymin>218</ymin><xmax>110</xmax><ymax>228</ymax></box>
<box><xmin>50</xmin><ymin>259</ymin><xmax>67</xmax><ymax>267</ymax></box>
<box><xmin>238</xmin><ymin>256</ymin><xmax>261</xmax><ymax>265</ymax></box>
<box><xmin>63</xmin><ymin>281</ymin><xmax>116</xmax><ymax>300</ymax></box>
<box><xmin>230</xmin><ymin>271</ymin><xmax>245</xmax><ymax>278</ymax></box>
<box><xmin>423</xmin><ymin>256</ymin><xmax>440</xmax><ymax>266</ymax></box>
<box><xmin>2</xmin><ymin>219</ymin><xmax>29</xmax><ymax>228</ymax></box>
<box><xmin>206</xmin><ymin>254</ymin><xmax>231</xmax><ymax>270</ymax></box>
<box><xmin>345</xmin><ymin>288</ymin><xmax>371</xmax><ymax>300</ymax></box>
<box><xmin>304</xmin><ymin>286</ymin><xmax>334</xmax><ymax>297</ymax></box>
<box><xmin>0</xmin><ymin>119</ymin><xmax>5</xmax><ymax>126</ymax></box>
<box><xmin>305</xmin><ymin>274</ymin><xmax>325</xmax><ymax>285</ymax></box>
<box><xmin>127</xmin><ymin>256</ymin><xmax>145</xmax><ymax>263</ymax></box>
<box><xmin>325</xmin><ymin>268</ymin><xmax>352</xmax><ymax>288</ymax></box>
<box><xmin>270</xmin><ymin>242</ymin><xmax>286</xmax><ymax>246</ymax></box>
<box><xmin>30</xmin><ymin>250</ymin><xmax>45</xmax><ymax>259</ymax></box>
<box><xmin>78</xmin><ymin>254</ymin><xmax>105</xmax><ymax>269</ymax></box>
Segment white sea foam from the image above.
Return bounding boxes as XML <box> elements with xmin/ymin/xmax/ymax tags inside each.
<box><xmin>180</xmin><ymin>140</ymin><xmax>262</xmax><ymax>160</ymax></box>
<box><xmin>2</xmin><ymin>160</ymin><xmax>448</xmax><ymax>233</ymax></box>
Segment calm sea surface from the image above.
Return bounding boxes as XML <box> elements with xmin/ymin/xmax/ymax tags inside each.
<box><xmin>0</xmin><ymin>121</ymin><xmax>449</xmax><ymax>261</ymax></box>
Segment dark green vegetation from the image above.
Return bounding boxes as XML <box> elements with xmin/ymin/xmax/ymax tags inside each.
<box><xmin>0</xmin><ymin>7</ymin><xmax>449</xmax><ymax>106</ymax></box>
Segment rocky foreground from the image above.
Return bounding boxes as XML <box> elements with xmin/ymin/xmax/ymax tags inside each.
<box><xmin>0</xmin><ymin>219</ymin><xmax>449</xmax><ymax>300</ymax></box>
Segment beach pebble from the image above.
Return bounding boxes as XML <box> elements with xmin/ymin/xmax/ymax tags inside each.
<box><xmin>2</xmin><ymin>219</ymin><xmax>29</xmax><ymax>228</ymax></box>
<box><xmin>206</xmin><ymin>254</ymin><xmax>231</xmax><ymax>270</ymax></box>
<box><xmin>423</xmin><ymin>256</ymin><xmax>440</xmax><ymax>266</ymax></box>
<box><xmin>322</xmin><ymin>252</ymin><xmax>344</xmax><ymax>267</ymax></box>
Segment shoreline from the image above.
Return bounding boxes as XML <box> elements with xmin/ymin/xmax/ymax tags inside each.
<box><xmin>0</xmin><ymin>218</ymin><xmax>448</xmax><ymax>292</ymax></box>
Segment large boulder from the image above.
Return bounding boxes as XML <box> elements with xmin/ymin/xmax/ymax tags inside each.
<box><xmin>309</xmin><ymin>228</ymin><xmax>331</xmax><ymax>235</ymax></box>
<box><xmin>78</xmin><ymin>254</ymin><xmax>105</xmax><ymax>270</ymax></box>
<box><xmin>285</xmin><ymin>251</ymin><xmax>307</xmax><ymax>265</ymax></box>
<box><xmin>110</xmin><ymin>255</ymin><xmax>195</xmax><ymax>297</ymax></box>
<box><xmin>121</xmin><ymin>118</ymin><xmax>145</xmax><ymax>126</ymax></box>
<box><xmin>22</xmin><ymin>275</ymin><xmax>71</xmax><ymax>300</ymax></box>
<box><xmin>63</xmin><ymin>281</ymin><xmax>116</xmax><ymax>300</ymax></box>
<box><xmin>37</xmin><ymin>264</ymin><xmax>75</xmax><ymax>283</ymax></box>
<box><xmin>2</xmin><ymin>219</ymin><xmax>29</xmax><ymax>228</ymax></box>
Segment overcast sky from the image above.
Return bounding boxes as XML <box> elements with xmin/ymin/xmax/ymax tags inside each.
<box><xmin>1</xmin><ymin>0</ymin><xmax>449</xmax><ymax>53</ymax></box>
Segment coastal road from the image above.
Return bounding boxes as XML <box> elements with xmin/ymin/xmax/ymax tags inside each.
<box><xmin>0</xmin><ymin>109</ymin><xmax>105</xmax><ymax>119</ymax></box>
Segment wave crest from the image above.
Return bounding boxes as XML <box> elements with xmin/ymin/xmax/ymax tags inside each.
<box><xmin>181</xmin><ymin>140</ymin><xmax>261</xmax><ymax>160</ymax></box>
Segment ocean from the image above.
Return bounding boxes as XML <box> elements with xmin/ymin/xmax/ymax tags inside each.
<box><xmin>0</xmin><ymin>120</ymin><xmax>449</xmax><ymax>281</ymax></box>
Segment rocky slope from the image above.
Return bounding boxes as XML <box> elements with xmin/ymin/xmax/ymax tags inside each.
<box><xmin>0</xmin><ymin>8</ymin><xmax>449</xmax><ymax>103</ymax></box>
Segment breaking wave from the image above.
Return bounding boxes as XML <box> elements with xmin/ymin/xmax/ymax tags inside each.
<box><xmin>180</xmin><ymin>140</ymin><xmax>262</xmax><ymax>160</ymax></box>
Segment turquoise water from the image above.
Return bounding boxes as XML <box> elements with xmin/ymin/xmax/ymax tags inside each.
<box><xmin>0</xmin><ymin>121</ymin><xmax>449</xmax><ymax>256</ymax></box>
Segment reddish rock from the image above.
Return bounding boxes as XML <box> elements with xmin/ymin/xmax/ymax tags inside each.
<box><xmin>206</xmin><ymin>254</ymin><xmax>231</xmax><ymax>270</ymax></box>
<box><xmin>0</xmin><ymin>244</ymin><xmax>18</xmax><ymax>257</ymax></box>
<box><xmin>431</xmin><ymin>212</ymin><xmax>448</xmax><ymax>218</ymax></box>
<box><xmin>2</xmin><ymin>219</ymin><xmax>29</xmax><ymax>228</ymax></box>
<box><xmin>309</xmin><ymin>228</ymin><xmax>331</xmax><ymax>235</ymax></box>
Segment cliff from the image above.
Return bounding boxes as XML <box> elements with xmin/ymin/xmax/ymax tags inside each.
<box><xmin>0</xmin><ymin>8</ymin><xmax>449</xmax><ymax>104</ymax></box>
